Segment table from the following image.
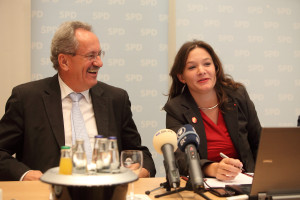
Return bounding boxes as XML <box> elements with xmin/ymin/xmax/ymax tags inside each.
<box><xmin>0</xmin><ymin>181</ymin><xmax>50</xmax><ymax>200</ymax></box>
<box><xmin>0</xmin><ymin>177</ymin><xmax>224</xmax><ymax>200</ymax></box>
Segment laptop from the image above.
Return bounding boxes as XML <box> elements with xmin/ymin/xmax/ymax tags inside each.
<box><xmin>225</xmin><ymin>127</ymin><xmax>300</xmax><ymax>199</ymax></box>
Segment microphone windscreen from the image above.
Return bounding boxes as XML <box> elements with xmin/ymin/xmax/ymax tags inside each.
<box><xmin>153</xmin><ymin>129</ymin><xmax>177</xmax><ymax>154</ymax></box>
<box><xmin>177</xmin><ymin>124</ymin><xmax>200</xmax><ymax>152</ymax></box>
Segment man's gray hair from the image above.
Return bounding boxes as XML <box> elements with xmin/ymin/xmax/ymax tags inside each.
<box><xmin>50</xmin><ymin>21</ymin><xmax>93</xmax><ymax>70</ymax></box>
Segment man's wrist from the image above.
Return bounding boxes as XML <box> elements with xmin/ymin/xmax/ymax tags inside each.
<box><xmin>20</xmin><ymin>170</ymin><xmax>32</xmax><ymax>181</ymax></box>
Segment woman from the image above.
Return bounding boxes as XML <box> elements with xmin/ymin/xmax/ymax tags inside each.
<box><xmin>164</xmin><ymin>40</ymin><xmax>261</xmax><ymax>181</ymax></box>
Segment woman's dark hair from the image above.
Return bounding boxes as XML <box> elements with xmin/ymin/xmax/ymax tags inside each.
<box><xmin>167</xmin><ymin>40</ymin><xmax>243</xmax><ymax>111</ymax></box>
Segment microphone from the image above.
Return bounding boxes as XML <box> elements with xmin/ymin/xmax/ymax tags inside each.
<box><xmin>177</xmin><ymin>124</ymin><xmax>204</xmax><ymax>191</ymax></box>
<box><xmin>153</xmin><ymin>129</ymin><xmax>180</xmax><ymax>188</ymax></box>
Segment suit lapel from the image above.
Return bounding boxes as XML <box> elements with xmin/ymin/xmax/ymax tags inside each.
<box><xmin>90</xmin><ymin>83</ymin><xmax>109</xmax><ymax>137</ymax></box>
<box><xmin>181</xmin><ymin>93</ymin><xmax>208</xmax><ymax>157</ymax></box>
<box><xmin>223</xmin><ymin>101</ymin><xmax>240</xmax><ymax>152</ymax></box>
<box><xmin>42</xmin><ymin>74</ymin><xmax>65</xmax><ymax>148</ymax></box>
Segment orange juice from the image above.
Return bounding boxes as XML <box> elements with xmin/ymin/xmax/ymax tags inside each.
<box><xmin>59</xmin><ymin>146</ymin><xmax>72</xmax><ymax>175</ymax></box>
<box><xmin>59</xmin><ymin>157</ymin><xmax>72</xmax><ymax>175</ymax></box>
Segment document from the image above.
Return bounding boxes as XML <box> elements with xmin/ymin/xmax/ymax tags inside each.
<box><xmin>204</xmin><ymin>173</ymin><xmax>253</xmax><ymax>188</ymax></box>
<box><xmin>133</xmin><ymin>194</ymin><xmax>152</xmax><ymax>200</ymax></box>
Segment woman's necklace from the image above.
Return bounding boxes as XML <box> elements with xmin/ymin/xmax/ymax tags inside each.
<box><xmin>198</xmin><ymin>103</ymin><xmax>219</xmax><ymax>110</ymax></box>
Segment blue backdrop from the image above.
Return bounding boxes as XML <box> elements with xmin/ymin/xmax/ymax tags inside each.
<box><xmin>31</xmin><ymin>0</ymin><xmax>300</xmax><ymax>177</ymax></box>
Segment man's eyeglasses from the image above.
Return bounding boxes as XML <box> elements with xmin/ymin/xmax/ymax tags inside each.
<box><xmin>73</xmin><ymin>50</ymin><xmax>105</xmax><ymax>62</ymax></box>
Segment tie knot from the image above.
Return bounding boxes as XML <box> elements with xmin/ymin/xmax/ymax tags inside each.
<box><xmin>69</xmin><ymin>92</ymin><xmax>83</xmax><ymax>102</ymax></box>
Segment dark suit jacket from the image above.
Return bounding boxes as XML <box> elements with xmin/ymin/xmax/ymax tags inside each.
<box><xmin>0</xmin><ymin>74</ymin><xmax>156</xmax><ymax>180</ymax></box>
<box><xmin>164</xmin><ymin>86</ymin><xmax>261</xmax><ymax>175</ymax></box>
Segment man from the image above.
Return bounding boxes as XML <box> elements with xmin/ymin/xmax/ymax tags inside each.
<box><xmin>0</xmin><ymin>21</ymin><xmax>156</xmax><ymax>181</ymax></box>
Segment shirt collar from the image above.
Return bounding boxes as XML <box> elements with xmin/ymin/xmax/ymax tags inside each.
<box><xmin>58</xmin><ymin>75</ymin><xmax>91</xmax><ymax>103</ymax></box>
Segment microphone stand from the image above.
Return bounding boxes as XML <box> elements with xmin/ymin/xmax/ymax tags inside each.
<box><xmin>153</xmin><ymin>177</ymin><xmax>210</xmax><ymax>200</ymax></box>
<box><xmin>145</xmin><ymin>181</ymin><xmax>170</xmax><ymax>195</ymax></box>
<box><xmin>145</xmin><ymin>158</ymin><xmax>179</xmax><ymax>196</ymax></box>
<box><xmin>153</xmin><ymin>177</ymin><xmax>192</xmax><ymax>198</ymax></box>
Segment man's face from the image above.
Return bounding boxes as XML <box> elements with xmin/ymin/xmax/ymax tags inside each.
<box><xmin>60</xmin><ymin>28</ymin><xmax>103</xmax><ymax>92</ymax></box>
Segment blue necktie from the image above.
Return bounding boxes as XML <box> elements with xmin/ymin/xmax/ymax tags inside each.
<box><xmin>69</xmin><ymin>92</ymin><xmax>92</xmax><ymax>164</ymax></box>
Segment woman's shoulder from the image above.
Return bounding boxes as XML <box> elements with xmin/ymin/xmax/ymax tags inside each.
<box><xmin>224</xmin><ymin>85</ymin><xmax>248</xmax><ymax>100</ymax></box>
<box><xmin>164</xmin><ymin>94</ymin><xmax>187</xmax><ymax>113</ymax></box>
<box><xmin>165</xmin><ymin>94</ymin><xmax>187</xmax><ymax>106</ymax></box>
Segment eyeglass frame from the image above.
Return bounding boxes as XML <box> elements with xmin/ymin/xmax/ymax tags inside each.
<box><xmin>70</xmin><ymin>50</ymin><xmax>105</xmax><ymax>62</ymax></box>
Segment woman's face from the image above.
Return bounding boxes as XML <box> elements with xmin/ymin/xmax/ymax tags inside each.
<box><xmin>177</xmin><ymin>47</ymin><xmax>217</xmax><ymax>96</ymax></box>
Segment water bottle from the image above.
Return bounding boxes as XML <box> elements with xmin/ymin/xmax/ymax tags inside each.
<box><xmin>72</xmin><ymin>139</ymin><xmax>87</xmax><ymax>174</ymax></box>
<box><xmin>89</xmin><ymin>135</ymin><xmax>104</xmax><ymax>173</ymax></box>
<box><xmin>108</xmin><ymin>136</ymin><xmax>120</xmax><ymax>172</ymax></box>
<box><xmin>96</xmin><ymin>137</ymin><xmax>111</xmax><ymax>172</ymax></box>
<box><xmin>59</xmin><ymin>146</ymin><xmax>72</xmax><ymax>175</ymax></box>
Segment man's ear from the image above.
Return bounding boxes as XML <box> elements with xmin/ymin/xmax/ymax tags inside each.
<box><xmin>177</xmin><ymin>74</ymin><xmax>186</xmax><ymax>84</ymax></box>
<box><xmin>58</xmin><ymin>54</ymin><xmax>70</xmax><ymax>71</ymax></box>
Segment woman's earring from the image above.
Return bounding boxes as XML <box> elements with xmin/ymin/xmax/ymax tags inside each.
<box><xmin>181</xmin><ymin>84</ymin><xmax>186</xmax><ymax>94</ymax></box>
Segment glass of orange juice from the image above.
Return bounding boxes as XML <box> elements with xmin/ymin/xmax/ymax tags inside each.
<box><xmin>59</xmin><ymin>146</ymin><xmax>72</xmax><ymax>175</ymax></box>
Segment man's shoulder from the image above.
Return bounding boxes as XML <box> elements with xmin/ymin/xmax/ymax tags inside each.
<box><xmin>13</xmin><ymin>76</ymin><xmax>56</xmax><ymax>92</ymax></box>
<box><xmin>96</xmin><ymin>81</ymin><xmax>123</xmax><ymax>90</ymax></box>
<box><xmin>92</xmin><ymin>81</ymin><xmax>127</xmax><ymax>97</ymax></box>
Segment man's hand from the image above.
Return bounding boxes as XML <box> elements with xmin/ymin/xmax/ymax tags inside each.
<box><xmin>22</xmin><ymin>170</ymin><xmax>43</xmax><ymax>181</ymax></box>
<box><xmin>139</xmin><ymin>168</ymin><xmax>150</xmax><ymax>178</ymax></box>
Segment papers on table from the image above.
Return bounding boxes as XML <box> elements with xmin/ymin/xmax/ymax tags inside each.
<box><xmin>132</xmin><ymin>194</ymin><xmax>152</xmax><ymax>200</ymax></box>
<box><xmin>204</xmin><ymin>173</ymin><xmax>253</xmax><ymax>188</ymax></box>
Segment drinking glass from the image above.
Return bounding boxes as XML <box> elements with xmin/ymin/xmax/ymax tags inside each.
<box><xmin>120</xmin><ymin>150</ymin><xmax>143</xmax><ymax>200</ymax></box>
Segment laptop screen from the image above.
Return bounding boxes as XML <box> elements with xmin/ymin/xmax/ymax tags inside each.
<box><xmin>250</xmin><ymin>127</ymin><xmax>300</xmax><ymax>196</ymax></box>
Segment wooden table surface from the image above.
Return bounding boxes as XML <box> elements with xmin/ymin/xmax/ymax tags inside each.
<box><xmin>0</xmin><ymin>177</ymin><xmax>225</xmax><ymax>200</ymax></box>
